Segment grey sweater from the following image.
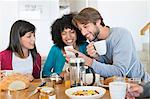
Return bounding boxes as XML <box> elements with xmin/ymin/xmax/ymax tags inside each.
<box><xmin>91</xmin><ymin>27</ymin><xmax>150</xmax><ymax>82</ymax></box>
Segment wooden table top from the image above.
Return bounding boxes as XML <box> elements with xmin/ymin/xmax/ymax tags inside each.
<box><xmin>0</xmin><ymin>78</ymin><xmax>110</xmax><ymax>99</ymax></box>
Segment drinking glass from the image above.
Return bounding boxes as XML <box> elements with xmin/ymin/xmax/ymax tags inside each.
<box><xmin>96</xmin><ymin>76</ymin><xmax>104</xmax><ymax>86</ymax></box>
<box><xmin>109</xmin><ymin>82</ymin><xmax>127</xmax><ymax>99</ymax></box>
<box><xmin>128</xmin><ymin>78</ymin><xmax>141</xmax><ymax>84</ymax></box>
<box><xmin>64</xmin><ymin>72</ymin><xmax>70</xmax><ymax>88</ymax></box>
<box><xmin>113</xmin><ymin>76</ymin><xmax>126</xmax><ymax>82</ymax></box>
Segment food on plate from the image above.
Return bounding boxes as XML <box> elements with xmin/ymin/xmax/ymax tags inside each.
<box><xmin>0</xmin><ymin>73</ymin><xmax>30</xmax><ymax>91</ymax></box>
<box><xmin>104</xmin><ymin>76</ymin><xmax>116</xmax><ymax>85</ymax></box>
<box><xmin>65</xmin><ymin>86</ymin><xmax>106</xmax><ymax>99</ymax></box>
<box><xmin>104</xmin><ymin>76</ymin><xmax>128</xmax><ymax>85</ymax></box>
<box><xmin>71</xmin><ymin>90</ymin><xmax>99</xmax><ymax>96</ymax></box>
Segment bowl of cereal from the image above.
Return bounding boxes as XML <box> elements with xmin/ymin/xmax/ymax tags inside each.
<box><xmin>65</xmin><ymin>86</ymin><xmax>106</xmax><ymax>99</ymax></box>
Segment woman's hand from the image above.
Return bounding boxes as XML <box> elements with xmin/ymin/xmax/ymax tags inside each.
<box><xmin>24</xmin><ymin>73</ymin><xmax>34</xmax><ymax>81</ymax></box>
<box><xmin>60</xmin><ymin>71</ymin><xmax>66</xmax><ymax>78</ymax></box>
<box><xmin>66</xmin><ymin>48</ymin><xmax>93</xmax><ymax>66</ymax></box>
<box><xmin>86</xmin><ymin>42</ymin><xmax>98</xmax><ymax>58</ymax></box>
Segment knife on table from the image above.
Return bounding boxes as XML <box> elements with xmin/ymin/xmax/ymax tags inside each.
<box><xmin>27</xmin><ymin>82</ymin><xmax>46</xmax><ymax>98</ymax></box>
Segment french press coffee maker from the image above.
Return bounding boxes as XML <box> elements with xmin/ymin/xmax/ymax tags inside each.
<box><xmin>69</xmin><ymin>57</ymin><xmax>96</xmax><ymax>87</ymax></box>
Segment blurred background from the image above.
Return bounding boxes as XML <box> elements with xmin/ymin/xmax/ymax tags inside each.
<box><xmin>0</xmin><ymin>0</ymin><xmax>149</xmax><ymax>73</ymax></box>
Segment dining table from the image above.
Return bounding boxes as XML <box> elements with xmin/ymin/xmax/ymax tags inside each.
<box><xmin>0</xmin><ymin>78</ymin><xmax>111</xmax><ymax>99</ymax></box>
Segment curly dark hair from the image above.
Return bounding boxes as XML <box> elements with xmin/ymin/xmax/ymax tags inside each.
<box><xmin>51</xmin><ymin>13</ymin><xmax>86</xmax><ymax>48</ymax></box>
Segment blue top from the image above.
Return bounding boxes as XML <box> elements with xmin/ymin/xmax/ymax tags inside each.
<box><xmin>91</xmin><ymin>27</ymin><xmax>150</xmax><ymax>81</ymax></box>
<box><xmin>42</xmin><ymin>42</ymin><xmax>88</xmax><ymax>77</ymax></box>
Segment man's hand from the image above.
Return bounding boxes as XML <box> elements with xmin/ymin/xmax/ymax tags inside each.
<box><xmin>65</xmin><ymin>48</ymin><xmax>93</xmax><ymax>66</ymax></box>
<box><xmin>126</xmin><ymin>83</ymin><xmax>143</xmax><ymax>99</ymax></box>
<box><xmin>86</xmin><ymin>42</ymin><xmax>99</xmax><ymax>58</ymax></box>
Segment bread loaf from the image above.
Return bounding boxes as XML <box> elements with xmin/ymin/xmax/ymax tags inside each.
<box><xmin>104</xmin><ymin>76</ymin><xmax>128</xmax><ymax>85</ymax></box>
<box><xmin>0</xmin><ymin>73</ymin><xmax>30</xmax><ymax>91</ymax></box>
<box><xmin>104</xmin><ymin>76</ymin><xmax>116</xmax><ymax>85</ymax></box>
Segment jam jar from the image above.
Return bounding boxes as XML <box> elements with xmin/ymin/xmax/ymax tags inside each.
<box><xmin>39</xmin><ymin>86</ymin><xmax>56</xmax><ymax>99</ymax></box>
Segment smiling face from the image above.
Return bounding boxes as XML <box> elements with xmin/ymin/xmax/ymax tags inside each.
<box><xmin>20</xmin><ymin>32</ymin><xmax>35</xmax><ymax>51</ymax></box>
<box><xmin>77</xmin><ymin>22</ymin><xmax>100</xmax><ymax>42</ymax></box>
<box><xmin>61</xmin><ymin>28</ymin><xmax>77</xmax><ymax>46</ymax></box>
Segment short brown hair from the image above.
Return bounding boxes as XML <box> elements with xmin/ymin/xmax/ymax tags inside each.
<box><xmin>72</xmin><ymin>7</ymin><xmax>105</xmax><ymax>27</ymax></box>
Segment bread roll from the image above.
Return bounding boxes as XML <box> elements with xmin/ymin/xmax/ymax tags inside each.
<box><xmin>104</xmin><ymin>76</ymin><xmax>116</xmax><ymax>85</ymax></box>
<box><xmin>104</xmin><ymin>76</ymin><xmax>128</xmax><ymax>85</ymax></box>
<box><xmin>0</xmin><ymin>73</ymin><xmax>30</xmax><ymax>91</ymax></box>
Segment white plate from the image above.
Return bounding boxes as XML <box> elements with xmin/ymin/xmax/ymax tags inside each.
<box><xmin>2</xmin><ymin>70</ymin><xmax>15</xmax><ymax>76</ymax></box>
<box><xmin>98</xmin><ymin>84</ymin><xmax>109</xmax><ymax>88</ymax></box>
<box><xmin>65</xmin><ymin>86</ymin><xmax>106</xmax><ymax>99</ymax></box>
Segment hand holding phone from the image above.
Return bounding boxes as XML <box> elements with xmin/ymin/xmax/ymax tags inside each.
<box><xmin>64</xmin><ymin>46</ymin><xmax>76</xmax><ymax>58</ymax></box>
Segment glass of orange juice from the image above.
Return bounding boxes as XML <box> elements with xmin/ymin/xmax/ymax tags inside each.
<box><xmin>64</xmin><ymin>72</ymin><xmax>70</xmax><ymax>88</ymax></box>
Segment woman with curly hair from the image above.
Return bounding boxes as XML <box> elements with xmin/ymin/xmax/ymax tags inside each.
<box><xmin>42</xmin><ymin>14</ymin><xmax>88</xmax><ymax>77</ymax></box>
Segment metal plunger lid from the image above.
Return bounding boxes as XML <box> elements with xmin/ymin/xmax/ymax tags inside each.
<box><xmin>69</xmin><ymin>58</ymin><xmax>85</xmax><ymax>64</ymax></box>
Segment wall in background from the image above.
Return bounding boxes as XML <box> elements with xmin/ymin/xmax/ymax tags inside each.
<box><xmin>0</xmin><ymin>0</ymin><xmax>59</xmax><ymax>56</ymax></box>
<box><xmin>0</xmin><ymin>0</ymin><xmax>149</xmax><ymax>57</ymax></box>
<box><xmin>97</xmin><ymin>0</ymin><xmax>149</xmax><ymax>51</ymax></box>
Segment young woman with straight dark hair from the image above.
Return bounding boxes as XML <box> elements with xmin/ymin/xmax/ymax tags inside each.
<box><xmin>0</xmin><ymin>20</ymin><xmax>41</xmax><ymax>80</ymax></box>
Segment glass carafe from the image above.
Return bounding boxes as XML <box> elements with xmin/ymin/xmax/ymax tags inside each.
<box><xmin>69</xmin><ymin>58</ymin><xmax>95</xmax><ymax>87</ymax></box>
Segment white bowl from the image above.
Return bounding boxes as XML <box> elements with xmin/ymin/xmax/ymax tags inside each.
<box><xmin>65</xmin><ymin>86</ymin><xmax>106</xmax><ymax>99</ymax></box>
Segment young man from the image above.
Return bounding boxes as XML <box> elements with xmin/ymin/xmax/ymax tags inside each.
<box><xmin>72</xmin><ymin>7</ymin><xmax>150</xmax><ymax>81</ymax></box>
